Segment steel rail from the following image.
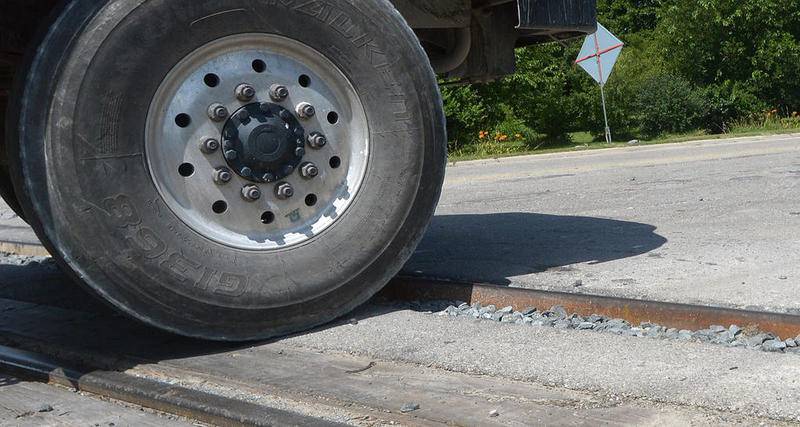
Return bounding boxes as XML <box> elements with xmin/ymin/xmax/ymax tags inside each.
<box><xmin>382</xmin><ymin>276</ymin><xmax>800</xmax><ymax>339</ymax></box>
<box><xmin>0</xmin><ymin>344</ymin><xmax>340</xmax><ymax>427</ymax></box>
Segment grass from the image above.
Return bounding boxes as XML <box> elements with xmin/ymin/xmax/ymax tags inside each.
<box><xmin>448</xmin><ymin>118</ymin><xmax>800</xmax><ymax>163</ymax></box>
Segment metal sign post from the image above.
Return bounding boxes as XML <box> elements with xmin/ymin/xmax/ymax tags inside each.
<box><xmin>575</xmin><ymin>23</ymin><xmax>624</xmax><ymax>144</ymax></box>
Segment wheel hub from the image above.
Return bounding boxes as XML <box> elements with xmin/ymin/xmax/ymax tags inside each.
<box><xmin>222</xmin><ymin>103</ymin><xmax>306</xmax><ymax>182</ymax></box>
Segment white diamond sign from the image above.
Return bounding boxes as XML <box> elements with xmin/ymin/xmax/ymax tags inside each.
<box><xmin>575</xmin><ymin>23</ymin><xmax>624</xmax><ymax>144</ymax></box>
<box><xmin>575</xmin><ymin>23</ymin><xmax>624</xmax><ymax>85</ymax></box>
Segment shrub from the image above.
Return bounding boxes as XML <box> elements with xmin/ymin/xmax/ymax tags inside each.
<box><xmin>633</xmin><ymin>73</ymin><xmax>703</xmax><ymax>138</ymax></box>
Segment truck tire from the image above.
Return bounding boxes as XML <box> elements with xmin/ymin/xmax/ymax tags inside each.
<box><xmin>7</xmin><ymin>0</ymin><xmax>446</xmax><ymax>340</ymax></box>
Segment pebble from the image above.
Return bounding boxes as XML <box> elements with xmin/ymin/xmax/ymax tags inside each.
<box><xmin>550</xmin><ymin>305</ymin><xmax>568</xmax><ymax>319</ymax></box>
<box><xmin>577</xmin><ymin>322</ymin><xmax>595</xmax><ymax>330</ymax></box>
<box><xmin>489</xmin><ymin>409</ymin><xmax>500</xmax><ymax>417</ymax></box>
<box><xmin>745</xmin><ymin>333</ymin><xmax>773</xmax><ymax>348</ymax></box>
<box><xmin>36</xmin><ymin>404</ymin><xmax>54</xmax><ymax>413</ymax></box>
<box><xmin>762</xmin><ymin>340</ymin><xmax>787</xmax><ymax>352</ymax></box>
<box><xmin>553</xmin><ymin>320</ymin><xmax>572</xmax><ymax>329</ymax></box>
<box><xmin>400</xmin><ymin>403</ymin><xmax>420</xmax><ymax>413</ymax></box>
<box><xmin>439</xmin><ymin>306</ymin><xmax>458</xmax><ymax>316</ymax></box>
<box><xmin>786</xmin><ymin>338</ymin><xmax>797</xmax><ymax>348</ymax></box>
<box><xmin>492</xmin><ymin>306</ymin><xmax>514</xmax><ymax>321</ymax></box>
<box><xmin>573</xmin><ymin>280</ymin><xmax>583</xmax><ymax>288</ymax></box>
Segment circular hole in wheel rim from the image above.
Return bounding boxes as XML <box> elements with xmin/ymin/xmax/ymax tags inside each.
<box><xmin>174</xmin><ymin>113</ymin><xmax>191</xmax><ymax>128</ymax></box>
<box><xmin>203</xmin><ymin>73</ymin><xmax>220</xmax><ymax>87</ymax></box>
<box><xmin>252</xmin><ymin>59</ymin><xmax>267</xmax><ymax>73</ymax></box>
<box><xmin>305</xmin><ymin>194</ymin><xmax>318</xmax><ymax>207</ymax></box>
<box><xmin>327</xmin><ymin>111</ymin><xmax>339</xmax><ymax>124</ymax></box>
<box><xmin>212</xmin><ymin>201</ymin><xmax>228</xmax><ymax>214</ymax></box>
<box><xmin>261</xmin><ymin>211</ymin><xmax>275</xmax><ymax>224</ymax></box>
<box><xmin>299</xmin><ymin>74</ymin><xmax>311</xmax><ymax>87</ymax></box>
<box><xmin>178</xmin><ymin>163</ymin><xmax>195</xmax><ymax>177</ymax></box>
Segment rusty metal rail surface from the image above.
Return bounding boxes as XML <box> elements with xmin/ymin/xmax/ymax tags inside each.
<box><xmin>381</xmin><ymin>276</ymin><xmax>800</xmax><ymax>339</ymax></box>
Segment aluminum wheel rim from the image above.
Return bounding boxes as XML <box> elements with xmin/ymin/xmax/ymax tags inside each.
<box><xmin>145</xmin><ymin>34</ymin><xmax>369</xmax><ymax>250</ymax></box>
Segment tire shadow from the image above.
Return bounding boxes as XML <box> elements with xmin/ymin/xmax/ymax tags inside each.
<box><xmin>404</xmin><ymin>212</ymin><xmax>667</xmax><ymax>285</ymax></box>
<box><xmin>0</xmin><ymin>212</ymin><xmax>666</xmax><ymax>367</ymax></box>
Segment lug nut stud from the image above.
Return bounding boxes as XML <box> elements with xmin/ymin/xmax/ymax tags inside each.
<box><xmin>240</xmin><ymin>167</ymin><xmax>253</xmax><ymax>177</ymax></box>
<box><xmin>242</xmin><ymin>185</ymin><xmax>262</xmax><ymax>202</ymax></box>
<box><xmin>307</xmin><ymin>132</ymin><xmax>327</xmax><ymax>149</ymax></box>
<box><xmin>296</xmin><ymin>102</ymin><xmax>315</xmax><ymax>119</ymax></box>
<box><xmin>224</xmin><ymin>150</ymin><xmax>238</xmax><ymax>160</ymax></box>
<box><xmin>237</xmin><ymin>109</ymin><xmax>250</xmax><ymax>121</ymax></box>
<box><xmin>282</xmin><ymin>165</ymin><xmax>295</xmax><ymax>176</ymax></box>
<box><xmin>235</xmin><ymin>83</ymin><xmax>256</xmax><ymax>102</ymax></box>
<box><xmin>275</xmin><ymin>182</ymin><xmax>295</xmax><ymax>200</ymax></box>
<box><xmin>300</xmin><ymin>162</ymin><xmax>320</xmax><ymax>179</ymax></box>
<box><xmin>200</xmin><ymin>138</ymin><xmax>220</xmax><ymax>154</ymax></box>
<box><xmin>208</xmin><ymin>103</ymin><xmax>229</xmax><ymax>122</ymax></box>
<box><xmin>213</xmin><ymin>167</ymin><xmax>233</xmax><ymax>184</ymax></box>
<box><xmin>295</xmin><ymin>147</ymin><xmax>306</xmax><ymax>157</ymax></box>
<box><xmin>270</xmin><ymin>84</ymin><xmax>289</xmax><ymax>101</ymax></box>
<box><xmin>262</xmin><ymin>173</ymin><xmax>276</xmax><ymax>183</ymax></box>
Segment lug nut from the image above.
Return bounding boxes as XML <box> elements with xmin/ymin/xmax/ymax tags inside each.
<box><xmin>270</xmin><ymin>84</ymin><xmax>289</xmax><ymax>101</ymax></box>
<box><xmin>208</xmin><ymin>103</ymin><xmax>229</xmax><ymax>122</ymax></box>
<box><xmin>213</xmin><ymin>167</ymin><xmax>233</xmax><ymax>184</ymax></box>
<box><xmin>307</xmin><ymin>132</ymin><xmax>327</xmax><ymax>149</ymax></box>
<box><xmin>295</xmin><ymin>147</ymin><xmax>306</xmax><ymax>157</ymax></box>
<box><xmin>224</xmin><ymin>150</ymin><xmax>238</xmax><ymax>160</ymax></box>
<box><xmin>296</xmin><ymin>102</ymin><xmax>315</xmax><ymax>119</ymax></box>
<box><xmin>237</xmin><ymin>109</ymin><xmax>250</xmax><ymax>121</ymax></box>
<box><xmin>300</xmin><ymin>162</ymin><xmax>320</xmax><ymax>179</ymax></box>
<box><xmin>235</xmin><ymin>83</ymin><xmax>256</xmax><ymax>102</ymax></box>
<box><xmin>200</xmin><ymin>138</ymin><xmax>220</xmax><ymax>154</ymax></box>
<box><xmin>242</xmin><ymin>185</ymin><xmax>262</xmax><ymax>202</ymax></box>
<box><xmin>240</xmin><ymin>167</ymin><xmax>253</xmax><ymax>177</ymax></box>
<box><xmin>275</xmin><ymin>182</ymin><xmax>295</xmax><ymax>200</ymax></box>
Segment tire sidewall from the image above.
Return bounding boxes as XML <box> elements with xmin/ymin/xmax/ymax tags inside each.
<box><xmin>15</xmin><ymin>0</ymin><xmax>446</xmax><ymax>339</ymax></box>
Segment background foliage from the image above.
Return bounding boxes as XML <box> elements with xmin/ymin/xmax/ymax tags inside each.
<box><xmin>443</xmin><ymin>0</ymin><xmax>800</xmax><ymax>155</ymax></box>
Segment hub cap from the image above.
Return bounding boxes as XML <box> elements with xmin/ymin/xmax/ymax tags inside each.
<box><xmin>223</xmin><ymin>102</ymin><xmax>306</xmax><ymax>183</ymax></box>
<box><xmin>145</xmin><ymin>34</ymin><xmax>369</xmax><ymax>250</ymax></box>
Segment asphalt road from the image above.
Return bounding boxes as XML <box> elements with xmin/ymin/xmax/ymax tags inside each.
<box><xmin>404</xmin><ymin>133</ymin><xmax>800</xmax><ymax>313</ymax></box>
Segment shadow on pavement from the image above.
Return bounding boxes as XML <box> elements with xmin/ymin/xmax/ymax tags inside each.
<box><xmin>404</xmin><ymin>212</ymin><xmax>667</xmax><ymax>284</ymax></box>
<box><xmin>0</xmin><ymin>212</ymin><xmax>666</xmax><ymax>369</ymax></box>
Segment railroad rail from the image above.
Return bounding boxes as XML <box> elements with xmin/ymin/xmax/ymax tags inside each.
<box><xmin>382</xmin><ymin>276</ymin><xmax>800</xmax><ymax>339</ymax></box>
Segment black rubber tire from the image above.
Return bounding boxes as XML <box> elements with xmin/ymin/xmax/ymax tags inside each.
<box><xmin>8</xmin><ymin>0</ymin><xmax>446</xmax><ymax>340</ymax></box>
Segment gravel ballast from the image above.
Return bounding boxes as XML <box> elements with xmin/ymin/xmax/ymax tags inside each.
<box><xmin>398</xmin><ymin>300</ymin><xmax>800</xmax><ymax>355</ymax></box>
